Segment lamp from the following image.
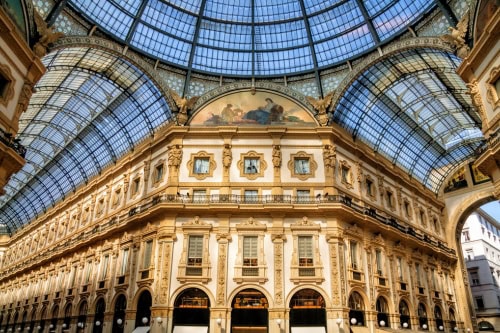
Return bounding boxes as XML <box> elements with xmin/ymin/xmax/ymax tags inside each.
<box><xmin>77</xmin><ymin>323</ymin><xmax>83</xmax><ymax>328</ymax></box>
<box><xmin>379</xmin><ymin>320</ymin><xmax>386</xmax><ymax>327</ymax></box>
<box><xmin>336</xmin><ymin>318</ymin><xmax>342</xmax><ymax>326</ymax></box>
<box><xmin>37</xmin><ymin>326</ymin><xmax>41</xmax><ymax>330</ymax></box>
<box><xmin>422</xmin><ymin>324</ymin><xmax>428</xmax><ymax>330</ymax></box>
<box><xmin>216</xmin><ymin>318</ymin><xmax>221</xmax><ymax>327</ymax></box>
<box><xmin>95</xmin><ymin>321</ymin><xmax>101</xmax><ymax>327</ymax></box>
<box><xmin>403</xmin><ymin>322</ymin><xmax>408</xmax><ymax>328</ymax></box>
<box><xmin>454</xmin><ymin>328</ymin><xmax>458</xmax><ymax>332</ymax></box>
<box><xmin>62</xmin><ymin>324</ymin><xmax>67</xmax><ymax>329</ymax></box>
<box><xmin>277</xmin><ymin>319</ymin><xmax>281</xmax><ymax>328</ymax></box>
<box><xmin>17</xmin><ymin>328</ymin><xmax>21</xmax><ymax>332</ymax></box>
<box><xmin>116</xmin><ymin>319</ymin><xmax>123</xmax><ymax>325</ymax></box>
<box><xmin>156</xmin><ymin>317</ymin><xmax>162</xmax><ymax>325</ymax></box>
<box><xmin>49</xmin><ymin>325</ymin><xmax>53</xmax><ymax>329</ymax></box>
<box><xmin>350</xmin><ymin>318</ymin><xmax>357</xmax><ymax>325</ymax></box>
<box><xmin>439</xmin><ymin>326</ymin><xmax>444</xmax><ymax>331</ymax></box>
<box><xmin>142</xmin><ymin>317</ymin><xmax>148</xmax><ymax>325</ymax></box>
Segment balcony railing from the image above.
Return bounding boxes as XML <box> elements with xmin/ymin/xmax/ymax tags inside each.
<box><xmin>1</xmin><ymin>192</ymin><xmax>456</xmax><ymax>279</ymax></box>
<box><xmin>0</xmin><ymin>128</ymin><xmax>26</xmax><ymax>158</ymax></box>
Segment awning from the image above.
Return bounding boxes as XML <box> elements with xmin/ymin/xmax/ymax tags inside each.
<box><xmin>291</xmin><ymin>327</ymin><xmax>325</xmax><ymax>333</ymax></box>
<box><xmin>173</xmin><ymin>326</ymin><xmax>208</xmax><ymax>333</ymax></box>
<box><xmin>132</xmin><ymin>326</ymin><xmax>150</xmax><ymax>333</ymax></box>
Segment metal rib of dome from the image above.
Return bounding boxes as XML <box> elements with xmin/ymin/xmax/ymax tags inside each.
<box><xmin>333</xmin><ymin>48</ymin><xmax>484</xmax><ymax>193</ymax></box>
<box><xmin>0</xmin><ymin>48</ymin><xmax>173</xmax><ymax>232</ymax></box>
<box><xmin>68</xmin><ymin>0</ymin><xmax>434</xmax><ymax>76</ymax></box>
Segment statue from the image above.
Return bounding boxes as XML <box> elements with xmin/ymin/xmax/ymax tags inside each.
<box><xmin>306</xmin><ymin>90</ymin><xmax>335</xmax><ymax>126</ymax></box>
<box><xmin>323</xmin><ymin>144</ymin><xmax>336</xmax><ymax>170</ymax></box>
<box><xmin>170</xmin><ymin>89</ymin><xmax>199</xmax><ymax>126</ymax></box>
<box><xmin>168</xmin><ymin>144</ymin><xmax>182</xmax><ymax>168</ymax></box>
<box><xmin>223</xmin><ymin>144</ymin><xmax>232</xmax><ymax>168</ymax></box>
<box><xmin>272</xmin><ymin>145</ymin><xmax>281</xmax><ymax>168</ymax></box>
<box><xmin>33</xmin><ymin>11</ymin><xmax>64</xmax><ymax>57</ymax></box>
<box><xmin>440</xmin><ymin>11</ymin><xmax>470</xmax><ymax>58</ymax></box>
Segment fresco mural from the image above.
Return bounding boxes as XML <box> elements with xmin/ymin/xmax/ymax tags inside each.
<box><xmin>190</xmin><ymin>91</ymin><xmax>317</xmax><ymax>126</ymax></box>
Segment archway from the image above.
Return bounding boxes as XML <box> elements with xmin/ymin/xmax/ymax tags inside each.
<box><xmin>38</xmin><ymin>307</ymin><xmax>47</xmax><ymax>333</ymax></box>
<box><xmin>20</xmin><ymin>311</ymin><xmax>27</xmax><ymax>332</ymax></box>
<box><xmin>448</xmin><ymin>308</ymin><xmax>457</xmax><ymax>332</ymax></box>
<box><xmin>376</xmin><ymin>297</ymin><xmax>390</xmax><ymax>328</ymax></box>
<box><xmin>28</xmin><ymin>307</ymin><xmax>36</xmax><ymax>333</ymax></box>
<box><xmin>92</xmin><ymin>298</ymin><xmax>105</xmax><ymax>333</ymax></box>
<box><xmin>289</xmin><ymin>289</ymin><xmax>326</xmax><ymax>333</ymax></box>
<box><xmin>434</xmin><ymin>306</ymin><xmax>444</xmax><ymax>331</ymax></box>
<box><xmin>134</xmin><ymin>290</ymin><xmax>152</xmax><ymax>330</ymax></box>
<box><xmin>63</xmin><ymin>303</ymin><xmax>72</xmax><ymax>331</ymax></box>
<box><xmin>418</xmin><ymin>303</ymin><xmax>428</xmax><ymax>330</ymax></box>
<box><xmin>399</xmin><ymin>300</ymin><xmax>411</xmax><ymax>329</ymax></box>
<box><xmin>77</xmin><ymin>301</ymin><xmax>88</xmax><ymax>331</ymax></box>
<box><xmin>231</xmin><ymin>289</ymin><xmax>268</xmax><ymax>333</ymax></box>
<box><xmin>49</xmin><ymin>306</ymin><xmax>58</xmax><ymax>333</ymax></box>
<box><xmin>173</xmin><ymin>288</ymin><xmax>210</xmax><ymax>333</ymax></box>
<box><xmin>348</xmin><ymin>291</ymin><xmax>365</xmax><ymax>326</ymax></box>
<box><xmin>478</xmin><ymin>321</ymin><xmax>494</xmax><ymax>331</ymax></box>
<box><xmin>112</xmin><ymin>295</ymin><xmax>127</xmax><ymax>333</ymax></box>
<box><xmin>11</xmin><ymin>312</ymin><xmax>18</xmax><ymax>333</ymax></box>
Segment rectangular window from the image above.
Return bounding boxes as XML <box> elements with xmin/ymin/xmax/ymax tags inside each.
<box><xmin>476</xmin><ymin>296</ymin><xmax>485</xmax><ymax>310</ymax></box>
<box><xmin>298</xmin><ymin>236</ymin><xmax>313</xmax><ymax>266</ymax></box>
<box><xmin>188</xmin><ymin>236</ymin><xmax>203</xmax><ymax>266</ymax></box>
<box><xmin>375</xmin><ymin>249</ymin><xmax>383</xmax><ymax>275</ymax></box>
<box><xmin>466</xmin><ymin>249</ymin><xmax>474</xmax><ymax>260</ymax></box>
<box><xmin>397</xmin><ymin>257</ymin><xmax>404</xmax><ymax>280</ymax></box>
<box><xmin>297</xmin><ymin>190</ymin><xmax>310</xmax><ymax>202</ymax></box>
<box><xmin>155</xmin><ymin>164</ymin><xmax>164</xmax><ymax>182</ymax></box>
<box><xmin>470</xmin><ymin>270</ymin><xmax>480</xmax><ymax>286</ymax></box>
<box><xmin>69</xmin><ymin>267</ymin><xmax>76</xmax><ymax>287</ymax></box>
<box><xmin>142</xmin><ymin>240</ymin><xmax>153</xmax><ymax>269</ymax></box>
<box><xmin>366</xmin><ymin>179</ymin><xmax>373</xmax><ymax>196</ymax></box>
<box><xmin>242</xmin><ymin>236</ymin><xmax>258</xmax><ymax>276</ymax></box>
<box><xmin>416</xmin><ymin>263</ymin><xmax>422</xmax><ymax>286</ymax></box>
<box><xmin>386</xmin><ymin>191</ymin><xmax>393</xmax><ymax>208</ymax></box>
<box><xmin>84</xmin><ymin>261</ymin><xmax>92</xmax><ymax>284</ymax></box>
<box><xmin>243</xmin><ymin>236</ymin><xmax>258</xmax><ymax>266</ymax></box>
<box><xmin>120</xmin><ymin>248</ymin><xmax>129</xmax><ymax>276</ymax></box>
<box><xmin>244</xmin><ymin>190</ymin><xmax>258</xmax><ymax>202</ymax></box>
<box><xmin>132</xmin><ymin>177</ymin><xmax>140</xmax><ymax>195</ymax></box>
<box><xmin>404</xmin><ymin>201</ymin><xmax>410</xmax><ymax>216</ymax></box>
<box><xmin>100</xmin><ymin>255</ymin><xmax>109</xmax><ymax>280</ymax></box>
<box><xmin>341</xmin><ymin>166</ymin><xmax>349</xmax><ymax>183</ymax></box>
<box><xmin>193</xmin><ymin>158</ymin><xmax>209</xmax><ymax>174</ymax></box>
<box><xmin>350</xmin><ymin>241</ymin><xmax>358</xmax><ymax>270</ymax></box>
<box><xmin>193</xmin><ymin>189</ymin><xmax>206</xmax><ymax>202</ymax></box>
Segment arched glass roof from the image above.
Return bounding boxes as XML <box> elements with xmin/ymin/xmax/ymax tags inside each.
<box><xmin>0</xmin><ymin>47</ymin><xmax>172</xmax><ymax>232</ymax></box>
<box><xmin>68</xmin><ymin>0</ymin><xmax>434</xmax><ymax>76</ymax></box>
<box><xmin>332</xmin><ymin>48</ymin><xmax>483</xmax><ymax>193</ymax></box>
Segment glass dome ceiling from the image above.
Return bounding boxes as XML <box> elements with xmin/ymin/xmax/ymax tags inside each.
<box><xmin>68</xmin><ymin>0</ymin><xmax>434</xmax><ymax>76</ymax></box>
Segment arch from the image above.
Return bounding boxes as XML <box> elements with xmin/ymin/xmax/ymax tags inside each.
<box><xmin>478</xmin><ymin>321</ymin><xmax>494</xmax><ymax>331</ymax></box>
<box><xmin>434</xmin><ymin>305</ymin><xmax>444</xmax><ymax>331</ymax></box>
<box><xmin>63</xmin><ymin>302</ymin><xmax>72</xmax><ymax>331</ymax></box>
<box><xmin>348</xmin><ymin>291</ymin><xmax>366</xmax><ymax>326</ymax></box>
<box><xmin>289</xmin><ymin>288</ymin><xmax>326</xmax><ymax>329</ymax></box>
<box><xmin>448</xmin><ymin>308</ymin><xmax>458</xmax><ymax>332</ymax></box>
<box><xmin>173</xmin><ymin>288</ymin><xmax>211</xmax><ymax>328</ymax></box>
<box><xmin>375</xmin><ymin>296</ymin><xmax>390</xmax><ymax>328</ymax></box>
<box><xmin>227</xmin><ymin>284</ymin><xmax>274</xmax><ymax>309</ymax></box>
<box><xmin>231</xmin><ymin>288</ymin><xmax>269</xmax><ymax>333</ymax></box>
<box><xmin>92</xmin><ymin>298</ymin><xmax>106</xmax><ymax>333</ymax></box>
<box><xmin>76</xmin><ymin>300</ymin><xmax>88</xmax><ymax>331</ymax></box>
<box><xmin>330</xmin><ymin>45</ymin><xmax>482</xmax><ymax>194</ymax></box>
<box><xmin>112</xmin><ymin>294</ymin><xmax>127</xmax><ymax>333</ymax></box>
<box><xmin>417</xmin><ymin>302</ymin><xmax>429</xmax><ymax>330</ymax></box>
<box><xmin>171</xmin><ymin>285</ymin><xmax>216</xmax><ymax>309</ymax></box>
<box><xmin>49</xmin><ymin>305</ymin><xmax>59</xmax><ymax>332</ymax></box>
<box><xmin>285</xmin><ymin>285</ymin><xmax>331</xmax><ymax>309</ymax></box>
<box><xmin>134</xmin><ymin>290</ymin><xmax>152</xmax><ymax>328</ymax></box>
<box><xmin>398</xmin><ymin>299</ymin><xmax>412</xmax><ymax>329</ymax></box>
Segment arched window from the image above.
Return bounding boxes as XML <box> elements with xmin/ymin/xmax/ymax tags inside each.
<box><xmin>348</xmin><ymin>292</ymin><xmax>365</xmax><ymax>326</ymax></box>
<box><xmin>63</xmin><ymin>303</ymin><xmax>72</xmax><ymax>331</ymax></box>
<box><xmin>232</xmin><ymin>289</ymin><xmax>268</xmax><ymax>333</ymax></box>
<box><xmin>449</xmin><ymin>308</ymin><xmax>457</xmax><ymax>332</ymax></box>
<box><xmin>399</xmin><ymin>300</ymin><xmax>411</xmax><ymax>329</ymax></box>
<box><xmin>434</xmin><ymin>306</ymin><xmax>444</xmax><ymax>331</ymax></box>
<box><xmin>77</xmin><ymin>301</ymin><xmax>87</xmax><ymax>331</ymax></box>
<box><xmin>478</xmin><ymin>321</ymin><xmax>494</xmax><ymax>331</ymax></box>
<box><xmin>418</xmin><ymin>303</ymin><xmax>428</xmax><ymax>330</ymax></box>
<box><xmin>93</xmin><ymin>298</ymin><xmax>105</xmax><ymax>333</ymax></box>
<box><xmin>289</xmin><ymin>289</ymin><xmax>326</xmax><ymax>328</ymax></box>
<box><xmin>173</xmin><ymin>288</ymin><xmax>210</xmax><ymax>328</ymax></box>
<box><xmin>50</xmin><ymin>306</ymin><xmax>58</xmax><ymax>333</ymax></box>
<box><xmin>112</xmin><ymin>295</ymin><xmax>127</xmax><ymax>333</ymax></box>
<box><xmin>135</xmin><ymin>291</ymin><xmax>152</xmax><ymax>328</ymax></box>
<box><xmin>376</xmin><ymin>297</ymin><xmax>389</xmax><ymax>327</ymax></box>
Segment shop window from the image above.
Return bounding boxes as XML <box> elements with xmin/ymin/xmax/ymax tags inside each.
<box><xmin>348</xmin><ymin>292</ymin><xmax>365</xmax><ymax>326</ymax></box>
